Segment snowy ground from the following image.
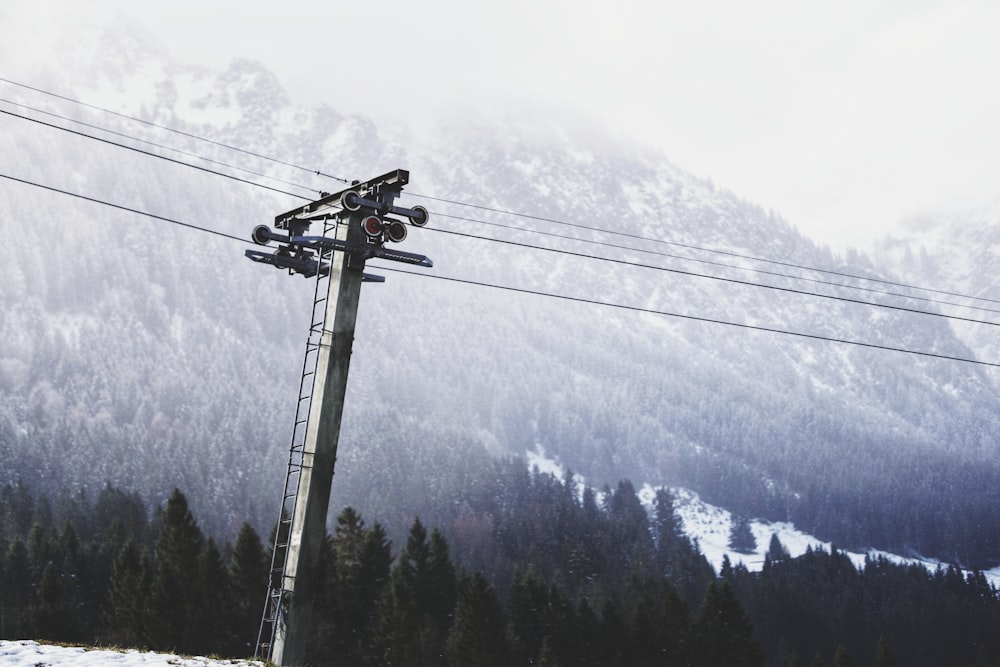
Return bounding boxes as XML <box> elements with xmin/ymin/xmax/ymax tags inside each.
<box><xmin>0</xmin><ymin>641</ymin><xmax>265</xmax><ymax>666</ymax></box>
<box><xmin>526</xmin><ymin>446</ymin><xmax>1000</xmax><ymax>588</ymax></box>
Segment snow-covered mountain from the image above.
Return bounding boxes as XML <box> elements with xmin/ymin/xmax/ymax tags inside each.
<box><xmin>875</xmin><ymin>203</ymin><xmax>1000</xmax><ymax>365</ymax></box>
<box><xmin>2</xmin><ymin>27</ymin><xmax>999</xmax><ymax>567</ymax></box>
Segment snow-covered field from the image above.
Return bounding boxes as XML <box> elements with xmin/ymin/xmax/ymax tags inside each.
<box><xmin>0</xmin><ymin>641</ymin><xmax>264</xmax><ymax>667</ymax></box>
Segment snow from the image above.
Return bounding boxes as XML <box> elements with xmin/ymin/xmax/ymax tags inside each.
<box><xmin>642</xmin><ymin>483</ymin><xmax>1000</xmax><ymax>589</ymax></box>
<box><xmin>0</xmin><ymin>641</ymin><xmax>265</xmax><ymax>667</ymax></box>
<box><xmin>526</xmin><ymin>446</ymin><xmax>1000</xmax><ymax>589</ymax></box>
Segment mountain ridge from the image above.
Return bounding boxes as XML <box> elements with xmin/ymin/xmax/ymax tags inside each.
<box><xmin>2</xmin><ymin>33</ymin><xmax>999</xmax><ymax>567</ymax></box>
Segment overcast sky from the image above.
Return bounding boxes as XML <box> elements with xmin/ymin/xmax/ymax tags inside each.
<box><xmin>3</xmin><ymin>0</ymin><xmax>999</xmax><ymax>251</ymax></box>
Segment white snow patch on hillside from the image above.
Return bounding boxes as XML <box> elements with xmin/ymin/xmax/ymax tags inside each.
<box><xmin>525</xmin><ymin>446</ymin><xmax>1000</xmax><ymax>589</ymax></box>
<box><xmin>640</xmin><ymin>484</ymin><xmax>1000</xmax><ymax>589</ymax></box>
<box><xmin>0</xmin><ymin>641</ymin><xmax>265</xmax><ymax>667</ymax></box>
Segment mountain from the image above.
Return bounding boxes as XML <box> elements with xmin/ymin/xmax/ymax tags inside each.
<box><xmin>874</xmin><ymin>203</ymin><xmax>1000</xmax><ymax>365</ymax></box>
<box><xmin>2</xmin><ymin>26</ymin><xmax>999</xmax><ymax>568</ymax></box>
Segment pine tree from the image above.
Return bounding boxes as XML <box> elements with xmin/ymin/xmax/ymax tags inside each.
<box><xmin>596</xmin><ymin>599</ymin><xmax>627</xmax><ymax>667</ymax></box>
<box><xmin>693</xmin><ymin>580</ymin><xmax>763</xmax><ymax>667</ymax></box>
<box><xmin>102</xmin><ymin>539</ymin><xmax>152</xmax><ymax>648</ymax></box>
<box><xmin>653</xmin><ymin>488</ymin><xmax>685</xmax><ymax>558</ymax></box>
<box><xmin>729</xmin><ymin>515</ymin><xmax>757</xmax><ymax>554</ymax></box>
<box><xmin>376</xmin><ymin>517</ymin><xmax>436</xmax><ymax>665</ymax></box>
<box><xmin>228</xmin><ymin>522</ymin><xmax>268</xmax><ymax>657</ymax></box>
<box><xmin>628</xmin><ymin>584</ymin><xmax>662</xmax><ymax>665</ymax></box>
<box><xmin>766</xmin><ymin>532</ymin><xmax>790</xmax><ymax>564</ymax></box>
<box><xmin>354</xmin><ymin>521</ymin><xmax>393</xmax><ymax>662</ymax></box>
<box><xmin>3</xmin><ymin>539</ymin><xmax>32</xmax><ymax>639</ymax></box>
<box><xmin>26</xmin><ymin>560</ymin><xmax>81</xmax><ymax>641</ymax></box>
<box><xmin>661</xmin><ymin>577</ymin><xmax>693</xmax><ymax>664</ymax></box>
<box><xmin>445</xmin><ymin>571</ymin><xmax>509</xmax><ymax>667</ymax></box>
<box><xmin>507</xmin><ymin>570</ymin><xmax>549</xmax><ymax>663</ymax></box>
<box><xmin>149</xmin><ymin>488</ymin><xmax>205</xmax><ymax>652</ymax></box>
<box><xmin>191</xmin><ymin>537</ymin><xmax>232</xmax><ymax>655</ymax></box>
<box><xmin>321</xmin><ymin>507</ymin><xmax>394</xmax><ymax>664</ymax></box>
<box><xmin>424</xmin><ymin>527</ymin><xmax>457</xmax><ymax>658</ymax></box>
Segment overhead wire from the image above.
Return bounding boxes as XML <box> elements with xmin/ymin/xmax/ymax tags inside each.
<box><xmin>3</xmin><ymin>102</ymin><xmax>1000</xmax><ymax>329</ymax></box>
<box><xmin>370</xmin><ymin>264</ymin><xmax>1000</xmax><ymax>369</ymax></box>
<box><xmin>0</xmin><ymin>107</ymin><xmax>307</xmax><ymax>200</ymax></box>
<box><xmin>5</xmin><ymin>94</ymin><xmax>996</xmax><ymax>319</ymax></box>
<box><xmin>6</xmin><ymin>92</ymin><xmax>995</xmax><ymax>320</ymax></box>
<box><xmin>4</xmin><ymin>76</ymin><xmax>996</xmax><ymax>310</ymax></box>
<box><xmin>427</xmin><ymin>209</ymin><xmax>1000</xmax><ymax>317</ymax></box>
<box><xmin>430</xmin><ymin>226</ymin><xmax>1000</xmax><ymax>328</ymax></box>
<box><xmin>2</xmin><ymin>169</ymin><xmax>999</xmax><ymax>369</ymax></box>
<box><xmin>0</xmin><ymin>172</ymin><xmax>245</xmax><ymax>243</ymax></box>
<box><xmin>410</xmin><ymin>191</ymin><xmax>1000</xmax><ymax>307</ymax></box>
<box><xmin>0</xmin><ymin>76</ymin><xmax>352</xmax><ymax>184</ymax></box>
<box><xmin>0</xmin><ymin>96</ymin><xmax>322</xmax><ymax>197</ymax></box>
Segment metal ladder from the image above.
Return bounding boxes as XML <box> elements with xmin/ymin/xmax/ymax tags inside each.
<box><xmin>256</xmin><ymin>216</ymin><xmax>339</xmax><ymax>660</ymax></box>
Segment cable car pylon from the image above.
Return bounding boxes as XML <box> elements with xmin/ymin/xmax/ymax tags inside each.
<box><xmin>246</xmin><ymin>169</ymin><xmax>431</xmax><ymax>666</ymax></box>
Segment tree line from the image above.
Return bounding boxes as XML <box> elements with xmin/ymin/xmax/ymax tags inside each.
<box><xmin>2</xmin><ymin>459</ymin><xmax>999</xmax><ymax>665</ymax></box>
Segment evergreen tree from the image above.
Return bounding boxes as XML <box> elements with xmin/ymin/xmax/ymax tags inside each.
<box><xmin>573</xmin><ymin>597</ymin><xmax>602</xmax><ymax>667</ymax></box>
<box><xmin>54</xmin><ymin>523</ymin><xmax>89</xmax><ymax>640</ymax></box>
<box><xmin>720</xmin><ymin>554</ymin><xmax>735</xmax><ymax>581</ymax></box>
<box><xmin>424</xmin><ymin>528</ymin><xmax>457</xmax><ymax>653</ymax></box>
<box><xmin>149</xmin><ymin>488</ymin><xmax>205</xmax><ymax>652</ymax></box>
<box><xmin>376</xmin><ymin>517</ymin><xmax>454</xmax><ymax>665</ymax></box>
<box><xmin>92</xmin><ymin>484</ymin><xmax>148</xmax><ymax>544</ymax></box>
<box><xmin>766</xmin><ymin>532</ymin><xmax>791</xmax><ymax>564</ymax></box>
<box><xmin>628</xmin><ymin>584</ymin><xmax>662</xmax><ymax>665</ymax></box>
<box><xmin>445</xmin><ymin>571</ymin><xmax>509</xmax><ymax>667</ymax></box>
<box><xmin>596</xmin><ymin>599</ymin><xmax>627</xmax><ymax>667</ymax></box>
<box><xmin>729</xmin><ymin>515</ymin><xmax>757</xmax><ymax>554</ymax></box>
<box><xmin>2</xmin><ymin>539</ymin><xmax>31</xmax><ymax>638</ymax></box>
<box><xmin>355</xmin><ymin>521</ymin><xmax>393</xmax><ymax>661</ymax></box>
<box><xmin>228</xmin><ymin>522</ymin><xmax>268</xmax><ymax>657</ymax></box>
<box><xmin>26</xmin><ymin>560</ymin><xmax>81</xmax><ymax>641</ymax></box>
<box><xmin>192</xmin><ymin>537</ymin><xmax>232</xmax><ymax>655</ymax></box>
<box><xmin>102</xmin><ymin>539</ymin><xmax>151</xmax><ymax>648</ymax></box>
<box><xmin>693</xmin><ymin>580</ymin><xmax>763</xmax><ymax>666</ymax></box>
<box><xmin>652</xmin><ymin>487</ymin><xmax>686</xmax><ymax>573</ymax></box>
<box><xmin>507</xmin><ymin>571</ymin><xmax>549</xmax><ymax>663</ymax></box>
<box><xmin>321</xmin><ymin>507</ymin><xmax>393</xmax><ymax>664</ymax></box>
<box><xmin>660</xmin><ymin>576</ymin><xmax>693</xmax><ymax>663</ymax></box>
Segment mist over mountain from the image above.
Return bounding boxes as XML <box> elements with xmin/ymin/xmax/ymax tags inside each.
<box><xmin>875</xmin><ymin>204</ymin><xmax>1000</xmax><ymax>366</ymax></box>
<box><xmin>2</xmin><ymin>28</ymin><xmax>1000</xmax><ymax>567</ymax></box>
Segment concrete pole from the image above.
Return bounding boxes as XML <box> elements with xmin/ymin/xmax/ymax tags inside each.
<box><xmin>270</xmin><ymin>211</ymin><xmax>366</xmax><ymax>666</ymax></box>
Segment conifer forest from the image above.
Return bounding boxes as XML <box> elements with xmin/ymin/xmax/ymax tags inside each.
<box><xmin>2</xmin><ymin>458</ymin><xmax>998</xmax><ymax>667</ymax></box>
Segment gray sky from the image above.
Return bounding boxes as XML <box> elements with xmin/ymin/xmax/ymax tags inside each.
<box><xmin>4</xmin><ymin>0</ymin><xmax>999</xmax><ymax>251</ymax></box>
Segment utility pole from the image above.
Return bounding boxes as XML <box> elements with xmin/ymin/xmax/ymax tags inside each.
<box><xmin>246</xmin><ymin>169</ymin><xmax>431</xmax><ymax>666</ymax></box>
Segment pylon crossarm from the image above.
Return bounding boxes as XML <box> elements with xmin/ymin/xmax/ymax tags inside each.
<box><xmin>290</xmin><ymin>235</ymin><xmax>433</xmax><ymax>267</ymax></box>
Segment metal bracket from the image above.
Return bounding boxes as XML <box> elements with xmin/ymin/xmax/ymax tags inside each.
<box><xmin>290</xmin><ymin>235</ymin><xmax>433</xmax><ymax>267</ymax></box>
<box><xmin>274</xmin><ymin>169</ymin><xmax>409</xmax><ymax>230</ymax></box>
